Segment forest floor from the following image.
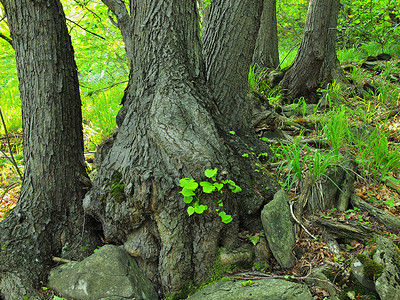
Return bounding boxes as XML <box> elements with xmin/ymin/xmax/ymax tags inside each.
<box><xmin>0</xmin><ymin>54</ymin><xmax>399</xmax><ymax>300</ymax></box>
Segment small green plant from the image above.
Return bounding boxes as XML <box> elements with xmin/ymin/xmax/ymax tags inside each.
<box><xmin>179</xmin><ymin>168</ymin><xmax>241</xmax><ymax>224</ymax></box>
<box><xmin>242</xmin><ymin>280</ymin><xmax>255</xmax><ymax>287</ymax></box>
<box><xmin>273</xmin><ymin>138</ymin><xmax>307</xmax><ymax>191</ymax></box>
<box><xmin>248</xmin><ymin>64</ymin><xmax>268</xmax><ymax>92</ymax></box>
<box><xmin>246</xmin><ymin>234</ymin><xmax>260</xmax><ymax>246</ymax></box>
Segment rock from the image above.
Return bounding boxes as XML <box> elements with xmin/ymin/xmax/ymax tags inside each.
<box><xmin>350</xmin><ymin>257</ymin><xmax>377</xmax><ymax>293</ymax></box>
<box><xmin>187</xmin><ymin>278</ymin><xmax>313</xmax><ymax>300</ymax></box>
<box><xmin>306</xmin><ymin>266</ymin><xmax>340</xmax><ymax>300</ymax></box>
<box><xmin>373</xmin><ymin>237</ymin><xmax>400</xmax><ymax>300</ymax></box>
<box><xmin>254</xmin><ymin>236</ymin><xmax>272</xmax><ymax>262</ymax></box>
<box><xmin>350</xmin><ymin>237</ymin><xmax>400</xmax><ymax>300</ymax></box>
<box><xmin>48</xmin><ymin>245</ymin><xmax>158</xmax><ymax>300</ymax></box>
<box><xmin>261</xmin><ymin>190</ymin><xmax>296</xmax><ymax>269</ymax></box>
<box><xmin>219</xmin><ymin>244</ymin><xmax>254</xmax><ymax>267</ymax></box>
<box><xmin>376</xmin><ymin>53</ymin><xmax>391</xmax><ymax>61</ymax></box>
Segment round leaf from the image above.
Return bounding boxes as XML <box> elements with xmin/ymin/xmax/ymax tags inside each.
<box><xmin>180</xmin><ymin>188</ymin><xmax>196</xmax><ymax>197</ymax></box>
<box><xmin>183</xmin><ymin>196</ymin><xmax>193</xmax><ymax>204</ymax></box>
<box><xmin>200</xmin><ymin>181</ymin><xmax>216</xmax><ymax>193</ymax></box>
<box><xmin>204</xmin><ymin>168</ymin><xmax>218</xmax><ymax>179</ymax></box>
<box><xmin>187</xmin><ymin>206</ymin><xmax>195</xmax><ymax>216</ymax></box>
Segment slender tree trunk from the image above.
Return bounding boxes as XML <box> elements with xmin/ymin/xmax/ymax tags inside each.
<box><xmin>87</xmin><ymin>0</ymin><xmax>277</xmax><ymax>297</ymax></box>
<box><xmin>253</xmin><ymin>0</ymin><xmax>280</xmax><ymax>69</ymax></box>
<box><xmin>0</xmin><ymin>1</ymin><xmax>99</xmax><ymax>298</ymax></box>
<box><xmin>281</xmin><ymin>0</ymin><xmax>341</xmax><ymax>103</ymax></box>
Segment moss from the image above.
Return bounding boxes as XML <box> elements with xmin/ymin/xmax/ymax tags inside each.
<box><xmin>340</xmin><ymin>279</ymin><xmax>378</xmax><ymax>300</ymax></box>
<box><xmin>109</xmin><ymin>171</ymin><xmax>125</xmax><ymax>203</ymax></box>
<box><xmin>363</xmin><ymin>258</ymin><xmax>384</xmax><ymax>281</ymax></box>
<box><xmin>165</xmin><ymin>281</ymin><xmax>196</xmax><ymax>300</ymax></box>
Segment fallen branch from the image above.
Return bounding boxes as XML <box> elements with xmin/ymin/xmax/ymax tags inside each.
<box><xmin>312</xmin><ymin>215</ymin><xmax>380</xmax><ymax>243</ymax></box>
<box><xmin>52</xmin><ymin>257</ymin><xmax>76</xmax><ymax>264</ymax></box>
<box><xmin>351</xmin><ymin>194</ymin><xmax>400</xmax><ymax>233</ymax></box>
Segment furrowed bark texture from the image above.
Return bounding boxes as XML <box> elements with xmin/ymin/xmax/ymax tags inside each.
<box><xmin>88</xmin><ymin>0</ymin><xmax>278</xmax><ymax>296</ymax></box>
<box><xmin>0</xmin><ymin>1</ymin><xmax>99</xmax><ymax>298</ymax></box>
<box><xmin>253</xmin><ymin>0</ymin><xmax>280</xmax><ymax>69</ymax></box>
<box><xmin>320</xmin><ymin>0</ymin><xmax>347</xmax><ymax>85</ymax></box>
<box><xmin>203</xmin><ymin>0</ymin><xmax>263</xmax><ymax>130</ymax></box>
<box><xmin>281</xmin><ymin>0</ymin><xmax>333</xmax><ymax>103</ymax></box>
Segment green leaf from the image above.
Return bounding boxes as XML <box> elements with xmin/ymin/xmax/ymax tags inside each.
<box><xmin>204</xmin><ymin>168</ymin><xmax>218</xmax><ymax>180</ymax></box>
<box><xmin>214</xmin><ymin>182</ymin><xmax>224</xmax><ymax>191</ymax></box>
<box><xmin>200</xmin><ymin>181</ymin><xmax>216</xmax><ymax>193</ymax></box>
<box><xmin>194</xmin><ymin>204</ymin><xmax>208</xmax><ymax>214</ymax></box>
<box><xmin>183</xmin><ymin>196</ymin><xmax>193</xmax><ymax>204</ymax></box>
<box><xmin>229</xmin><ymin>131</ymin><xmax>236</xmax><ymax>135</ymax></box>
<box><xmin>179</xmin><ymin>178</ymin><xmax>198</xmax><ymax>190</ymax></box>
<box><xmin>187</xmin><ymin>206</ymin><xmax>195</xmax><ymax>216</ymax></box>
<box><xmin>180</xmin><ymin>188</ymin><xmax>196</xmax><ymax>197</ymax></box>
<box><xmin>219</xmin><ymin>211</ymin><xmax>233</xmax><ymax>223</ymax></box>
<box><xmin>242</xmin><ymin>153</ymin><xmax>249</xmax><ymax>158</ymax></box>
<box><xmin>246</xmin><ymin>234</ymin><xmax>260</xmax><ymax>246</ymax></box>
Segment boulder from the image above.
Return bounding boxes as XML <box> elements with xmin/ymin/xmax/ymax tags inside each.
<box><xmin>48</xmin><ymin>245</ymin><xmax>158</xmax><ymax>300</ymax></box>
<box><xmin>261</xmin><ymin>190</ymin><xmax>296</xmax><ymax>269</ymax></box>
<box><xmin>187</xmin><ymin>278</ymin><xmax>313</xmax><ymax>300</ymax></box>
<box><xmin>373</xmin><ymin>237</ymin><xmax>400</xmax><ymax>300</ymax></box>
<box><xmin>351</xmin><ymin>237</ymin><xmax>400</xmax><ymax>300</ymax></box>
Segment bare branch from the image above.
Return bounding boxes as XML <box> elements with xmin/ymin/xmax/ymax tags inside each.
<box><xmin>66</xmin><ymin>17</ymin><xmax>105</xmax><ymax>40</ymax></box>
<box><xmin>0</xmin><ymin>31</ymin><xmax>12</xmax><ymax>47</ymax></box>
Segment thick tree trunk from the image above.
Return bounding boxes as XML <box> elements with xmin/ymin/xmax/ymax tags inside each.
<box><xmin>0</xmin><ymin>1</ymin><xmax>99</xmax><ymax>299</ymax></box>
<box><xmin>203</xmin><ymin>0</ymin><xmax>263</xmax><ymax>130</ymax></box>
<box><xmin>253</xmin><ymin>0</ymin><xmax>280</xmax><ymax>69</ymax></box>
<box><xmin>87</xmin><ymin>0</ymin><xmax>278</xmax><ymax>297</ymax></box>
<box><xmin>281</xmin><ymin>0</ymin><xmax>343</xmax><ymax>103</ymax></box>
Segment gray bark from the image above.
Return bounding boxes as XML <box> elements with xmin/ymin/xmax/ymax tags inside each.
<box><xmin>281</xmin><ymin>0</ymin><xmax>343</xmax><ymax>103</ymax></box>
<box><xmin>87</xmin><ymin>0</ymin><xmax>278</xmax><ymax>297</ymax></box>
<box><xmin>0</xmin><ymin>1</ymin><xmax>99</xmax><ymax>299</ymax></box>
<box><xmin>203</xmin><ymin>0</ymin><xmax>263</xmax><ymax>130</ymax></box>
<box><xmin>320</xmin><ymin>0</ymin><xmax>347</xmax><ymax>86</ymax></box>
<box><xmin>253</xmin><ymin>0</ymin><xmax>280</xmax><ymax>69</ymax></box>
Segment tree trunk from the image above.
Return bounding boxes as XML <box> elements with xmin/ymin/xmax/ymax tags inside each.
<box><xmin>280</xmin><ymin>0</ymin><xmax>341</xmax><ymax>103</ymax></box>
<box><xmin>253</xmin><ymin>0</ymin><xmax>280</xmax><ymax>70</ymax></box>
<box><xmin>203</xmin><ymin>0</ymin><xmax>263</xmax><ymax>130</ymax></box>
<box><xmin>0</xmin><ymin>1</ymin><xmax>99</xmax><ymax>299</ymax></box>
<box><xmin>320</xmin><ymin>0</ymin><xmax>348</xmax><ymax>86</ymax></box>
<box><xmin>87</xmin><ymin>0</ymin><xmax>278</xmax><ymax>297</ymax></box>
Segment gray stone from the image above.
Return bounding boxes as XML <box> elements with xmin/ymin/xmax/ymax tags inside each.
<box><xmin>48</xmin><ymin>245</ymin><xmax>158</xmax><ymax>300</ymax></box>
<box><xmin>254</xmin><ymin>236</ymin><xmax>272</xmax><ymax>262</ymax></box>
<box><xmin>350</xmin><ymin>237</ymin><xmax>400</xmax><ymax>300</ymax></box>
<box><xmin>219</xmin><ymin>244</ymin><xmax>254</xmax><ymax>267</ymax></box>
<box><xmin>373</xmin><ymin>237</ymin><xmax>400</xmax><ymax>300</ymax></box>
<box><xmin>350</xmin><ymin>257</ymin><xmax>377</xmax><ymax>293</ymax></box>
<box><xmin>306</xmin><ymin>266</ymin><xmax>340</xmax><ymax>300</ymax></box>
<box><xmin>261</xmin><ymin>190</ymin><xmax>296</xmax><ymax>269</ymax></box>
<box><xmin>188</xmin><ymin>278</ymin><xmax>313</xmax><ymax>300</ymax></box>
